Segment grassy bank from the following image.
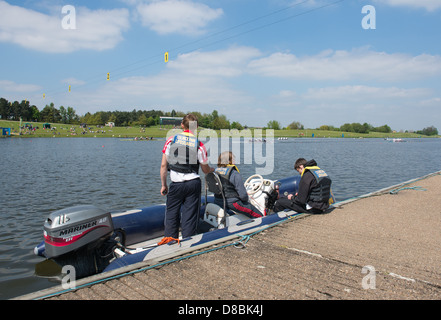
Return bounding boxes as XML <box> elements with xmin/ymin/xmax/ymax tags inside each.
<box><xmin>0</xmin><ymin>119</ymin><xmax>437</xmax><ymax>139</ymax></box>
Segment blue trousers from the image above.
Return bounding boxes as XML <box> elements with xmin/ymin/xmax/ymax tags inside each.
<box><xmin>164</xmin><ymin>178</ymin><xmax>201</xmax><ymax>239</ymax></box>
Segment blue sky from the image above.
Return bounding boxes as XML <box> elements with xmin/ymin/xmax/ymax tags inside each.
<box><xmin>0</xmin><ymin>0</ymin><xmax>440</xmax><ymax>131</ymax></box>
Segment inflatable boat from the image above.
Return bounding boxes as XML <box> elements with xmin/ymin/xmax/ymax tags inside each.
<box><xmin>33</xmin><ymin>174</ymin><xmax>301</xmax><ymax>280</ymax></box>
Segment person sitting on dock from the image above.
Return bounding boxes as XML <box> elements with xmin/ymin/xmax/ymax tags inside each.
<box><xmin>214</xmin><ymin>151</ymin><xmax>263</xmax><ymax>218</ymax></box>
<box><xmin>274</xmin><ymin>158</ymin><xmax>333</xmax><ymax>214</ymax></box>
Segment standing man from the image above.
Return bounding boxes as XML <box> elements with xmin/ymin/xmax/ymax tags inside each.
<box><xmin>159</xmin><ymin>114</ymin><xmax>214</xmax><ymax>245</ymax></box>
<box><xmin>274</xmin><ymin>158</ymin><xmax>333</xmax><ymax>214</ymax></box>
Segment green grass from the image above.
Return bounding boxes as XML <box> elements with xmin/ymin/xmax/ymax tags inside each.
<box><xmin>0</xmin><ymin>120</ymin><xmax>167</xmax><ymax>138</ymax></box>
<box><xmin>272</xmin><ymin>129</ymin><xmax>434</xmax><ymax>139</ymax></box>
<box><xmin>0</xmin><ymin>119</ymin><xmax>437</xmax><ymax>139</ymax></box>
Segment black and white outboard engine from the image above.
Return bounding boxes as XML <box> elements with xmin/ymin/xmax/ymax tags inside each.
<box><xmin>42</xmin><ymin>205</ymin><xmax>118</xmax><ymax>278</ymax></box>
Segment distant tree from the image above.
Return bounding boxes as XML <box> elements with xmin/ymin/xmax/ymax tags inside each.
<box><xmin>108</xmin><ymin>113</ymin><xmax>117</xmax><ymax>125</ymax></box>
<box><xmin>18</xmin><ymin>100</ymin><xmax>33</xmax><ymax>121</ymax></box>
<box><xmin>373</xmin><ymin>124</ymin><xmax>392</xmax><ymax>133</ymax></box>
<box><xmin>417</xmin><ymin>126</ymin><xmax>438</xmax><ymax>136</ymax></box>
<box><xmin>287</xmin><ymin>121</ymin><xmax>304</xmax><ymax>130</ymax></box>
<box><xmin>0</xmin><ymin>98</ymin><xmax>9</xmax><ymax>119</ymax></box>
<box><xmin>11</xmin><ymin>101</ymin><xmax>20</xmax><ymax>120</ymax></box>
<box><xmin>138</xmin><ymin>114</ymin><xmax>156</xmax><ymax>127</ymax></box>
<box><xmin>200</xmin><ymin>113</ymin><xmax>212</xmax><ymax>128</ymax></box>
<box><xmin>59</xmin><ymin>106</ymin><xmax>68</xmax><ymax>124</ymax></box>
<box><xmin>319</xmin><ymin>125</ymin><xmax>339</xmax><ymax>131</ymax></box>
<box><xmin>351</xmin><ymin>122</ymin><xmax>367</xmax><ymax>133</ymax></box>
<box><xmin>146</xmin><ymin>116</ymin><xmax>156</xmax><ymax>127</ymax></box>
<box><xmin>29</xmin><ymin>105</ymin><xmax>40</xmax><ymax>121</ymax></box>
<box><xmin>40</xmin><ymin>103</ymin><xmax>61</xmax><ymax>123</ymax></box>
<box><xmin>267</xmin><ymin>120</ymin><xmax>281</xmax><ymax>130</ymax></box>
<box><xmin>89</xmin><ymin>112</ymin><xmax>108</xmax><ymax>125</ymax></box>
<box><xmin>67</xmin><ymin>107</ymin><xmax>79</xmax><ymax>124</ymax></box>
<box><xmin>340</xmin><ymin>123</ymin><xmax>353</xmax><ymax>132</ymax></box>
<box><xmin>363</xmin><ymin>122</ymin><xmax>373</xmax><ymax>133</ymax></box>
<box><xmin>138</xmin><ymin>114</ymin><xmax>148</xmax><ymax>126</ymax></box>
<box><xmin>212</xmin><ymin>115</ymin><xmax>230</xmax><ymax>130</ymax></box>
<box><xmin>231</xmin><ymin>121</ymin><xmax>244</xmax><ymax>130</ymax></box>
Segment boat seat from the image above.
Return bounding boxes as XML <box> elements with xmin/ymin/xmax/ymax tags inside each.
<box><xmin>205</xmin><ymin>202</ymin><xmax>226</xmax><ymax>218</ymax></box>
<box><xmin>204</xmin><ymin>172</ymin><xmax>231</xmax><ymax>228</ymax></box>
<box><xmin>204</xmin><ymin>172</ymin><xmax>252</xmax><ymax>228</ymax></box>
<box><xmin>205</xmin><ymin>172</ymin><xmax>227</xmax><ymax>212</ymax></box>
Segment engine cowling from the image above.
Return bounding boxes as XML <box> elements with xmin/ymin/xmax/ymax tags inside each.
<box><xmin>43</xmin><ymin>205</ymin><xmax>114</xmax><ymax>259</ymax></box>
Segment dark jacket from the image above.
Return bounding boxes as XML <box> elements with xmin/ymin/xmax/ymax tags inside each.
<box><xmin>294</xmin><ymin>159</ymin><xmax>331</xmax><ymax>211</ymax></box>
<box><xmin>214</xmin><ymin>165</ymin><xmax>249</xmax><ymax>206</ymax></box>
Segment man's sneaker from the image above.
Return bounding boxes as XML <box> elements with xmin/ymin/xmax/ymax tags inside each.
<box><xmin>157</xmin><ymin>237</ymin><xmax>180</xmax><ymax>246</ymax></box>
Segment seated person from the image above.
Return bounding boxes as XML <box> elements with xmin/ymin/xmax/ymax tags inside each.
<box><xmin>214</xmin><ymin>151</ymin><xmax>263</xmax><ymax>218</ymax></box>
<box><xmin>274</xmin><ymin>158</ymin><xmax>332</xmax><ymax>214</ymax></box>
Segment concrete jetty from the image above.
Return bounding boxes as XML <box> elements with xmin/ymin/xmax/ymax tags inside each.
<box><xmin>17</xmin><ymin>172</ymin><xmax>441</xmax><ymax>300</ymax></box>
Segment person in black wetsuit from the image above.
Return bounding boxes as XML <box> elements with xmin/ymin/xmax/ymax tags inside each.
<box><xmin>274</xmin><ymin>158</ymin><xmax>332</xmax><ymax>214</ymax></box>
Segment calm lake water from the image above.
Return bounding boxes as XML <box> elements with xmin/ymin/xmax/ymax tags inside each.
<box><xmin>1</xmin><ymin>136</ymin><xmax>440</xmax><ymax>299</ymax></box>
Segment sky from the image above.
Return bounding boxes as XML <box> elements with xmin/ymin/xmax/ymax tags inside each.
<box><xmin>0</xmin><ymin>0</ymin><xmax>440</xmax><ymax>131</ymax></box>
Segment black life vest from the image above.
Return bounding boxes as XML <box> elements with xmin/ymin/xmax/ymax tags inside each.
<box><xmin>167</xmin><ymin>132</ymin><xmax>199</xmax><ymax>174</ymax></box>
<box><xmin>215</xmin><ymin>165</ymin><xmax>240</xmax><ymax>199</ymax></box>
<box><xmin>303</xmin><ymin>166</ymin><xmax>332</xmax><ymax>203</ymax></box>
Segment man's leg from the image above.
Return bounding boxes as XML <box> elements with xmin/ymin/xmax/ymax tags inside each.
<box><xmin>273</xmin><ymin>197</ymin><xmax>308</xmax><ymax>213</ymax></box>
<box><xmin>164</xmin><ymin>182</ymin><xmax>184</xmax><ymax>238</ymax></box>
<box><xmin>180</xmin><ymin>178</ymin><xmax>201</xmax><ymax>238</ymax></box>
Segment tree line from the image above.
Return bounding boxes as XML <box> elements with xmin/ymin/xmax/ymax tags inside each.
<box><xmin>267</xmin><ymin>119</ymin><xmax>393</xmax><ymax>133</ymax></box>
<box><xmin>0</xmin><ymin>97</ymin><xmax>438</xmax><ymax>135</ymax></box>
<box><xmin>0</xmin><ymin>98</ymin><xmax>241</xmax><ymax>130</ymax></box>
<box><xmin>267</xmin><ymin>120</ymin><xmax>438</xmax><ymax>136</ymax></box>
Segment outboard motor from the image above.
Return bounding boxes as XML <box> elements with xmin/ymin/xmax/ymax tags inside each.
<box><xmin>42</xmin><ymin>205</ymin><xmax>118</xmax><ymax>278</ymax></box>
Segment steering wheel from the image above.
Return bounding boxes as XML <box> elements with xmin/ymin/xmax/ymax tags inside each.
<box><xmin>244</xmin><ymin>174</ymin><xmax>264</xmax><ymax>195</ymax></box>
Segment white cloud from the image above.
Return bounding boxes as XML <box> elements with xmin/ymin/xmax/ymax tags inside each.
<box><xmin>88</xmin><ymin>46</ymin><xmax>260</xmax><ymax>107</ymax></box>
<box><xmin>135</xmin><ymin>0</ymin><xmax>223</xmax><ymax>35</ymax></box>
<box><xmin>0</xmin><ymin>1</ymin><xmax>130</xmax><ymax>53</ymax></box>
<box><xmin>378</xmin><ymin>0</ymin><xmax>441</xmax><ymax>11</ymax></box>
<box><xmin>271</xmin><ymin>85</ymin><xmax>432</xmax><ymax>113</ymax></box>
<box><xmin>0</xmin><ymin>80</ymin><xmax>41</xmax><ymax>93</ymax></box>
<box><xmin>269</xmin><ymin>85</ymin><xmax>438</xmax><ymax>129</ymax></box>
<box><xmin>247</xmin><ymin>48</ymin><xmax>441</xmax><ymax>82</ymax></box>
<box><xmin>66</xmin><ymin>72</ymin><xmax>252</xmax><ymax>118</ymax></box>
<box><xmin>60</xmin><ymin>47</ymin><xmax>262</xmax><ymax>116</ymax></box>
<box><xmin>302</xmin><ymin>85</ymin><xmax>430</xmax><ymax>101</ymax></box>
<box><xmin>168</xmin><ymin>46</ymin><xmax>262</xmax><ymax>77</ymax></box>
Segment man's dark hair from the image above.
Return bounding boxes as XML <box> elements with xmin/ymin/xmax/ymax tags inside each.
<box><xmin>294</xmin><ymin>158</ymin><xmax>307</xmax><ymax>170</ymax></box>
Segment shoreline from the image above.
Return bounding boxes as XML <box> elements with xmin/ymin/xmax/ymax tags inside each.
<box><xmin>1</xmin><ymin>120</ymin><xmax>438</xmax><ymax>140</ymax></box>
<box><xmin>2</xmin><ymin>132</ymin><xmax>438</xmax><ymax>140</ymax></box>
